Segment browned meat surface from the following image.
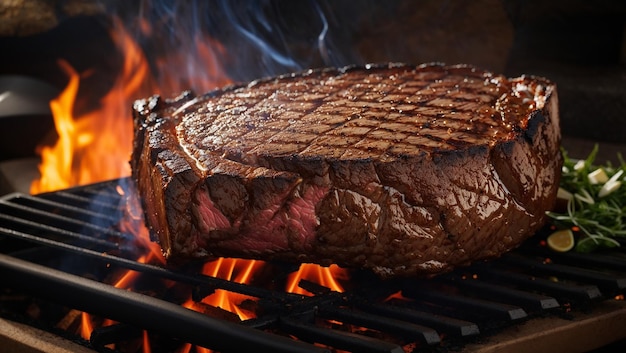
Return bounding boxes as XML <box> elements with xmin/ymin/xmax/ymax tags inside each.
<box><xmin>131</xmin><ymin>63</ymin><xmax>562</xmax><ymax>278</ymax></box>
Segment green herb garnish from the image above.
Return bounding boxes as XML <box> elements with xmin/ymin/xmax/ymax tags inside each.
<box><xmin>546</xmin><ymin>145</ymin><xmax>626</xmax><ymax>252</ymax></box>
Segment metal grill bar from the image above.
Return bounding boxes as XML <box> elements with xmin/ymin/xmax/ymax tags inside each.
<box><xmin>403</xmin><ymin>286</ymin><xmax>528</xmax><ymax>322</ymax></box>
<box><xmin>476</xmin><ymin>267</ymin><xmax>604</xmax><ymax>302</ymax></box>
<box><xmin>318</xmin><ymin>306</ymin><xmax>441</xmax><ymax>344</ymax></box>
<box><xmin>533</xmin><ymin>250</ymin><xmax>626</xmax><ymax>272</ymax></box>
<box><xmin>279</xmin><ymin>317</ymin><xmax>405</xmax><ymax>353</ymax></box>
<box><xmin>46</xmin><ymin>190</ymin><xmax>124</xmax><ymax>212</ymax></box>
<box><xmin>89</xmin><ymin>324</ymin><xmax>143</xmax><ymax>348</ymax></box>
<box><xmin>501</xmin><ymin>253</ymin><xmax>626</xmax><ymax>293</ymax></box>
<box><xmin>357</xmin><ymin>302</ymin><xmax>480</xmax><ymax>337</ymax></box>
<box><xmin>0</xmin><ymin>213</ymin><xmax>119</xmax><ymax>249</ymax></box>
<box><xmin>8</xmin><ymin>194</ymin><xmax>120</xmax><ymax>224</ymax></box>
<box><xmin>0</xmin><ymin>197</ymin><xmax>126</xmax><ymax>239</ymax></box>
<box><xmin>441</xmin><ymin>276</ymin><xmax>560</xmax><ymax>312</ymax></box>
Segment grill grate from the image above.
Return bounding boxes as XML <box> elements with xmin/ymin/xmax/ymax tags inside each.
<box><xmin>1</xmin><ymin>178</ymin><xmax>625</xmax><ymax>353</ymax></box>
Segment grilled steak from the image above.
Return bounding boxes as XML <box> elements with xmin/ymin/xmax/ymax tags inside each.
<box><xmin>131</xmin><ymin>63</ymin><xmax>561</xmax><ymax>278</ymax></box>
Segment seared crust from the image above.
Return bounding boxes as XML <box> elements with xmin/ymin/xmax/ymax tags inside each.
<box><xmin>131</xmin><ymin>63</ymin><xmax>561</xmax><ymax>278</ymax></box>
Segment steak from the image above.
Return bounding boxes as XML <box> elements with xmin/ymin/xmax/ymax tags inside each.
<box><xmin>131</xmin><ymin>63</ymin><xmax>561</xmax><ymax>278</ymax></box>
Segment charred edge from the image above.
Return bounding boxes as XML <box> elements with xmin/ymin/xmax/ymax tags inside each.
<box><xmin>133</xmin><ymin>91</ymin><xmax>197</xmax><ymax>124</ymax></box>
<box><xmin>523</xmin><ymin>110</ymin><xmax>547</xmax><ymax>144</ymax></box>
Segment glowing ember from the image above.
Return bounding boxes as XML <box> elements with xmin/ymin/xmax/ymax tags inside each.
<box><xmin>384</xmin><ymin>290</ymin><xmax>410</xmax><ymax>302</ymax></box>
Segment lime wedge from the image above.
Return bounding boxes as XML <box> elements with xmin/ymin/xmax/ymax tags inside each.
<box><xmin>547</xmin><ymin>229</ymin><xmax>575</xmax><ymax>252</ymax></box>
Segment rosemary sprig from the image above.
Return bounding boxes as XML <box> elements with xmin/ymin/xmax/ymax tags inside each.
<box><xmin>546</xmin><ymin>145</ymin><xmax>626</xmax><ymax>252</ymax></box>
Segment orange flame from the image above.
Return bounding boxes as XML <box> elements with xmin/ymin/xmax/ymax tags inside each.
<box><xmin>179</xmin><ymin>259</ymin><xmax>263</xmax><ymax>353</ymax></box>
<box><xmin>30</xmin><ymin>21</ymin><xmax>152</xmax><ymax>194</ymax></box>
<box><xmin>80</xmin><ymin>312</ymin><xmax>93</xmax><ymax>341</ymax></box>
<box><xmin>30</xmin><ymin>61</ymin><xmax>78</xmax><ymax>192</ymax></box>
<box><xmin>178</xmin><ymin>343</ymin><xmax>212</xmax><ymax>353</ymax></box>
<box><xmin>31</xmin><ymin>19</ymin><xmax>233</xmax><ymax>195</ymax></box>
<box><xmin>143</xmin><ymin>330</ymin><xmax>151</xmax><ymax>353</ymax></box>
<box><xmin>192</xmin><ymin>258</ymin><xmax>264</xmax><ymax>321</ymax></box>
<box><xmin>286</xmin><ymin>264</ymin><xmax>347</xmax><ymax>295</ymax></box>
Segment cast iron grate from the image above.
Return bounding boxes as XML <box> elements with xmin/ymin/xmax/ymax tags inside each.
<box><xmin>0</xmin><ymin>178</ymin><xmax>625</xmax><ymax>353</ymax></box>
